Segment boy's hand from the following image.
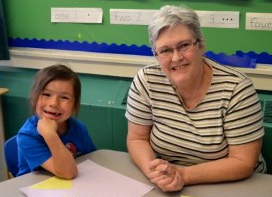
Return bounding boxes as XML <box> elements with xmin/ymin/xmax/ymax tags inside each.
<box><xmin>37</xmin><ymin>117</ymin><xmax>58</xmax><ymax>138</ymax></box>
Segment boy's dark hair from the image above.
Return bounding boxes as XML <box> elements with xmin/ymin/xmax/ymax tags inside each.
<box><xmin>29</xmin><ymin>64</ymin><xmax>81</xmax><ymax>115</ymax></box>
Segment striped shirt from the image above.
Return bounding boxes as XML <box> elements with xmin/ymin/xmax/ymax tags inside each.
<box><xmin>125</xmin><ymin>58</ymin><xmax>266</xmax><ymax>173</ymax></box>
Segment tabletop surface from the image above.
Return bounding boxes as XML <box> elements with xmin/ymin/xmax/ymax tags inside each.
<box><xmin>1</xmin><ymin>149</ymin><xmax>272</xmax><ymax>197</ymax></box>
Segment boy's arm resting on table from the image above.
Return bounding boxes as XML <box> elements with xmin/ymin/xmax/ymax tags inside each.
<box><xmin>41</xmin><ymin>132</ymin><xmax>78</xmax><ymax>179</ymax></box>
<box><xmin>179</xmin><ymin>138</ymin><xmax>263</xmax><ymax>185</ymax></box>
<box><xmin>38</xmin><ymin>118</ymin><xmax>78</xmax><ymax>179</ymax></box>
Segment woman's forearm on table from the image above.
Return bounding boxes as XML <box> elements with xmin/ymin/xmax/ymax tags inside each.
<box><xmin>179</xmin><ymin>157</ymin><xmax>255</xmax><ymax>185</ymax></box>
<box><xmin>127</xmin><ymin>139</ymin><xmax>156</xmax><ymax>175</ymax></box>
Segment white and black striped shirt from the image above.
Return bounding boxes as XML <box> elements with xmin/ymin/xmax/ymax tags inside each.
<box><xmin>125</xmin><ymin>58</ymin><xmax>266</xmax><ymax>173</ymax></box>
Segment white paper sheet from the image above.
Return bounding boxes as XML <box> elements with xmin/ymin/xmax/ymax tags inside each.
<box><xmin>20</xmin><ymin>159</ymin><xmax>154</xmax><ymax>197</ymax></box>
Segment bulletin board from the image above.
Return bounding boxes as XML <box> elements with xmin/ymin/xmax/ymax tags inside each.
<box><xmin>2</xmin><ymin>0</ymin><xmax>272</xmax><ymax>59</ymax></box>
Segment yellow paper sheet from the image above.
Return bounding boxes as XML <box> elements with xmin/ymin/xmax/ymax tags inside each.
<box><xmin>30</xmin><ymin>176</ymin><xmax>72</xmax><ymax>189</ymax></box>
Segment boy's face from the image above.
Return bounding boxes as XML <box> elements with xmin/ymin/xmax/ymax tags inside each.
<box><xmin>36</xmin><ymin>79</ymin><xmax>75</xmax><ymax>124</ymax></box>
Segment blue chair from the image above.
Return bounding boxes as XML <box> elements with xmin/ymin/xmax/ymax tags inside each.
<box><xmin>4</xmin><ymin>135</ymin><xmax>19</xmax><ymax>177</ymax></box>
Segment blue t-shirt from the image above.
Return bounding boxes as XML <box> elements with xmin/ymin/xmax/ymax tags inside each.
<box><xmin>17</xmin><ymin>115</ymin><xmax>96</xmax><ymax>176</ymax></box>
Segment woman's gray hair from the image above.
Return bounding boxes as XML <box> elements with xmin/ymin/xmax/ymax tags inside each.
<box><xmin>148</xmin><ymin>5</ymin><xmax>204</xmax><ymax>50</ymax></box>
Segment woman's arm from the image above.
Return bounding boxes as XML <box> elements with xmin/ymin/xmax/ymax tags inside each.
<box><xmin>147</xmin><ymin>138</ymin><xmax>262</xmax><ymax>192</ymax></box>
<box><xmin>127</xmin><ymin>121</ymin><xmax>156</xmax><ymax>175</ymax></box>
<box><xmin>127</xmin><ymin>121</ymin><xmax>185</xmax><ymax>191</ymax></box>
<box><xmin>179</xmin><ymin>138</ymin><xmax>263</xmax><ymax>185</ymax></box>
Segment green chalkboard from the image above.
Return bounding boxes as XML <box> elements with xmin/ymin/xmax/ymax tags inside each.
<box><xmin>2</xmin><ymin>0</ymin><xmax>272</xmax><ymax>55</ymax></box>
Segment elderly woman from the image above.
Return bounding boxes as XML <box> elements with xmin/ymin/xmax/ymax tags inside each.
<box><xmin>125</xmin><ymin>4</ymin><xmax>266</xmax><ymax>192</ymax></box>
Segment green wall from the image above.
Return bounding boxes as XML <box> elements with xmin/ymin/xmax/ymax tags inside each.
<box><xmin>263</xmin><ymin>125</ymin><xmax>272</xmax><ymax>174</ymax></box>
<box><xmin>2</xmin><ymin>0</ymin><xmax>272</xmax><ymax>54</ymax></box>
<box><xmin>0</xmin><ymin>0</ymin><xmax>9</xmax><ymax>60</ymax></box>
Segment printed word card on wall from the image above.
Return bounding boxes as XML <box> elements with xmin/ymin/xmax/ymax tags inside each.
<box><xmin>110</xmin><ymin>9</ymin><xmax>157</xmax><ymax>25</ymax></box>
<box><xmin>246</xmin><ymin>13</ymin><xmax>272</xmax><ymax>31</ymax></box>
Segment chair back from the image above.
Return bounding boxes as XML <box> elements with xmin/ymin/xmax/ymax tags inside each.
<box><xmin>4</xmin><ymin>135</ymin><xmax>18</xmax><ymax>177</ymax></box>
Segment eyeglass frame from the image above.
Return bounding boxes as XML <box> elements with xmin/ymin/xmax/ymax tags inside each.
<box><xmin>154</xmin><ymin>39</ymin><xmax>200</xmax><ymax>59</ymax></box>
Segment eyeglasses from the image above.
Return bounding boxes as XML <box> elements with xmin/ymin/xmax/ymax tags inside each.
<box><xmin>154</xmin><ymin>40</ymin><xmax>199</xmax><ymax>59</ymax></box>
